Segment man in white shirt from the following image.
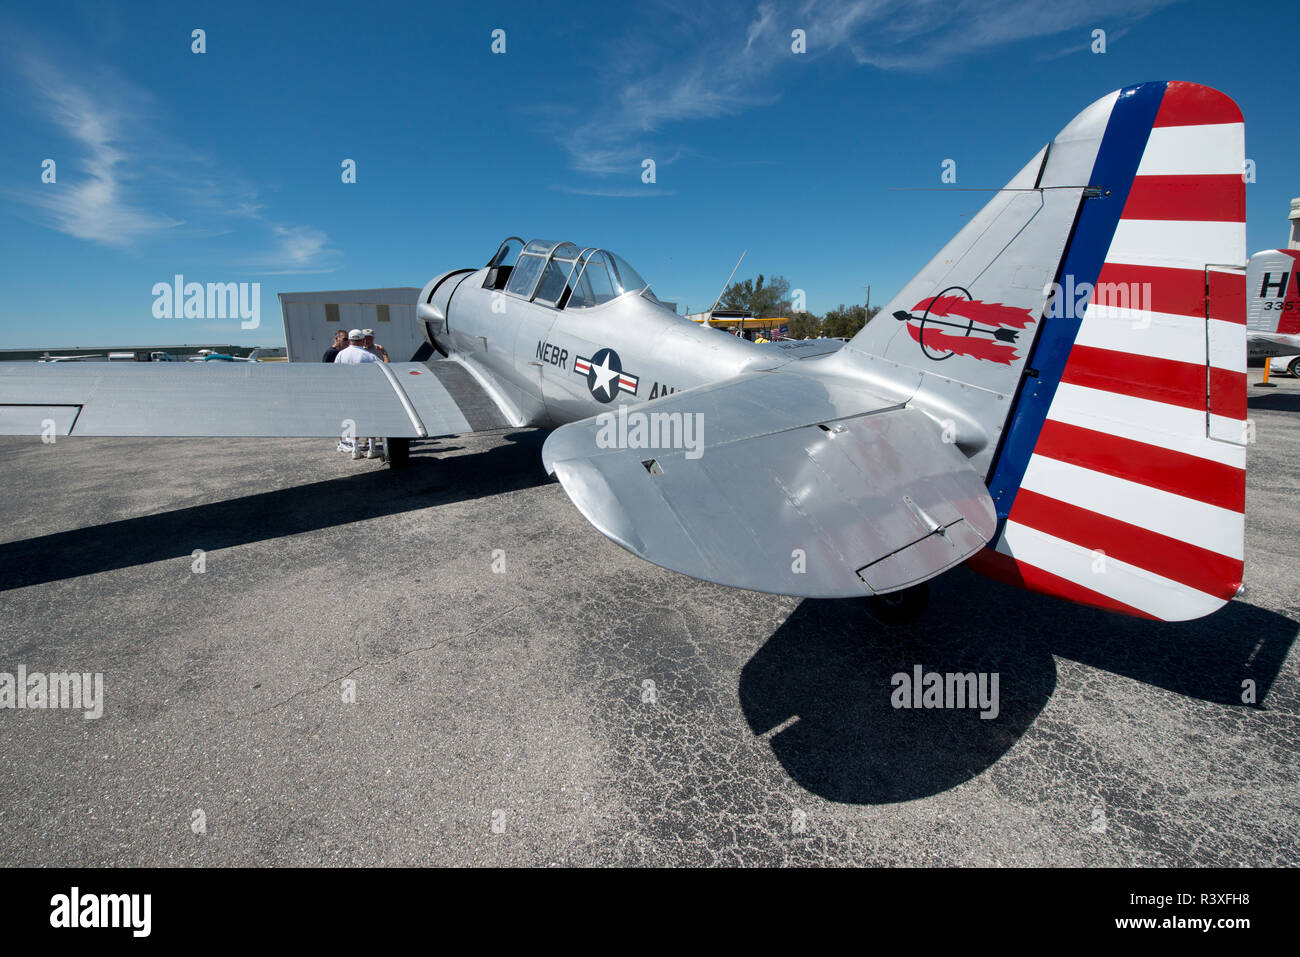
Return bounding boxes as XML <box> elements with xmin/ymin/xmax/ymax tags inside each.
<box><xmin>333</xmin><ymin>329</ymin><xmax>380</xmax><ymax>365</ymax></box>
<box><xmin>333</xmin><ymin>329</ymin><xmax>383</xmax><ymax>459</ymax></box>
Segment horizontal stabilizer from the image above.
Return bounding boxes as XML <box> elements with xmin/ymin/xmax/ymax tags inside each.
<box><xmin>542</xmin><ymin>371</ymin><xmax>996</xmax><ymax>597</ymax></box>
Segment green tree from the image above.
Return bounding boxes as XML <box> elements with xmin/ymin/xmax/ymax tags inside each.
<box><xmin>821</xmin><ymin>303</ymin><xmax>881</xmax><ymax>338</ymax></box>
<box><xmin>719</xmin><ymin>274</ymin><xmax>793</xmax><ymax>318</ymax></box>
<box><xmin>786</xmin><ymin>311</ymin><xmax>821</xmax><ymax>340</ymax></box>
<box><xmin>717</xmin><ymin>277</ymin><xmax>881</xmax><ymax>339</ymax></box>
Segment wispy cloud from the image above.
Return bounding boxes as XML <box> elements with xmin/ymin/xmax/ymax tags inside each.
<box><xmin>2</xmin><ymin>33</ymin><xmax>339</xmax><ymax>273</ymax></box>
<box><xmin>550</xmin><ymin>184</ymin><xmax>678</xmax><ymax>198</ymax></box>
<box><xmin>7</xmin><ymin>50</ymin><xmax>181</xmax><ymax>245</ymax></box>
<box><xmin>249</xmin><ymin>224</ymin><xmax>341</xmax><ymax>274</ymax></box>
<box><xmin>1036</xmin><ymin>23</ymin><xmax>1134</xmax><ymax>62</ymax></box>
<box><xmin>824</xmin><ymin>1</ymin><xmax>1167</xmax><ymax>69</ymax></box>
<box><xmin>549</xmin><ymin>0</ymin><xmax>1174</xmax><ymax>186</ymax></box>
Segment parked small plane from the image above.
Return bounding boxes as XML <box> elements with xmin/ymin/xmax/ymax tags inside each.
<box><xmin>1245</xmin><ymin>248</ymin><xmax>1300</xmax><ymax>367</ymax></box>
<box><xmin>0</xmin><ymin>81</ymin><xmax>1249</xmax><ymax>624</ymax></box>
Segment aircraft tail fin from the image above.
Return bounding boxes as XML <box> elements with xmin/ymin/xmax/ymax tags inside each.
<box><xmin>839</xmin><ymin>82</ymin><xmax>1248</xmax><ymax>620</ymax></box>
<box><xmin>1246</xmin><ymin>248</ymin><xmax>1300</xmax><ymax>340</ymax></box>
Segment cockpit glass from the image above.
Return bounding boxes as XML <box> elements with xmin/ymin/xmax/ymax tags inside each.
<box><xmin>568</xmin><ymin>253</ymin><xmax>616</xmax><ymax>309</ymax></box>
<box><xmin>503</xmin><ymin>240</ymin><xmax>652</xmax><ymax>309</ymax></box>
<box><xmin>535</xmin><ymin>259</ymin><xmax>571</xmax><ymax>304</ymax></box>
<box><xmin>606</xmin><ymin>253</ymin><xmax>647</xmax><ymax>296</ymax></box>
<box><xmin>534</xmin><ymin>243</ymin><xmax>582</xmax><ymax>305</ymax></box>
<box><xmin>505</xmin><ymin>252</ymin><xmax>547</xmax><ymax>298</ymax></box>
<box><xmin>488</xmin><ymin>237</ymin><xmax>523</xmax><ymax>269</ymax></box>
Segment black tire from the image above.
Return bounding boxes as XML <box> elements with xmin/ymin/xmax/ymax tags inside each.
<box><xmin>867</xmin><ymin>582</ymin><xmax>930</xmax><ymax>625</ymax></box>
<box><xmin>386</xmin><ymin>437</ymin><xmax>411</xmax><ymax>468</ymax></box>
<box><xmin>1289</xmin><ymin>358</ymin><xmax>1300</xmax><ymax>379</ymax></box>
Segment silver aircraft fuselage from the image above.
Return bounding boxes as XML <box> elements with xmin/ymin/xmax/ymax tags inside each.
<box><xmin>417</xmin><ymin>252</ymin><xmax>835</xmax><ymax>431</ymax></box>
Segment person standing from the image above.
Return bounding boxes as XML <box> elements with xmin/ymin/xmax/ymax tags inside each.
<box><xmin>325</xmin><ymin>329</ymin><xmax>350</xmax><ymax>453</ymax></box>
<box><xmin>362</xmin><ymin>329</ymin><xmax>390</xmax><ymax>363</ymax></box>
<box><xmin>333</xmin><ymin>329</ymin><xmax>383</xmax><ymax>459</ymax></box>
<box><xmin>361</xmin><ymin>327</ymin><xmax>388</xmax><ymax>458</ymax></box>
<box><xmin>334</xmin><ymin>329</ymin><xmax>379</xmax><ymax>366</ymax></box>
<box><xmin>322</xmin><ymin>329</ymin><xmax>348</xmax><ymax>363</ymax></box>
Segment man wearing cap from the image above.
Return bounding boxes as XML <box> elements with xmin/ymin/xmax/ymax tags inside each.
<box><xmin>362</xmin><ymin>329</ymin><xmax>390</xmax><ymax>363</ymax></box>
<box><xmin>333</xmin><ymin>329</ymin><xmax>379</xmax><ymax>365</ymax></box>
<box><xmin>333</xmin><ymin>329</ymin><xmax>383</xmax><ymax>459</ymax></box>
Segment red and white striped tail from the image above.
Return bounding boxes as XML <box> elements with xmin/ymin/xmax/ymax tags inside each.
<box><xmin>973</xmin><ymin>82</ymin><xmax>1247</xmax><ymax>621</ymax></box>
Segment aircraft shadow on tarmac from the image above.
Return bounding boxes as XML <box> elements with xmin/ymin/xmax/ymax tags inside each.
<box><xmin>0</xmin><ymin>431</ymin><xmax>551</xmax><ymax>591</ymax></box>
<box><xmin>8</xmin><ymin>427</ymin><xmax>1296</xmax><ymax>808</ymax></box>
<box><xmin>1247</xmin><ymin>390</ymin><xmax>1300</xmax><ymax>412</ymax></box>
<box><xmin>739</xmin><ymin>566</ymin><xmax>1297</xmax><ymax>805</ymax></box>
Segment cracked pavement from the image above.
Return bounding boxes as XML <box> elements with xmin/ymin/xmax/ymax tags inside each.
<box><xmin>0</xmin><ymin>378</ymin><xmax>1297</xmax><ymax>866</ymax></box>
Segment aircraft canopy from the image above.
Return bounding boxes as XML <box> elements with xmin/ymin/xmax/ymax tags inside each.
<box><xmin>492</xmin><ymin>237</ymin><xmax>653</xmax><ymax>310</ymax></box>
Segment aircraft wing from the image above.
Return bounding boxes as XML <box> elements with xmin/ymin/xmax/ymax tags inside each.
<box><xmin>1247</xmin><ymin>333</ymin><xmax>1300</xmax><ymax>360</ymax></box>
<box><xmin>0</xmin><ymin>359</ymin><xmax>510</xmax><ymax>438</ymax></box>
<box><xmin>541</xmin><ymin>369</ymin><xmax>996</xmax><ymax>598</ymax></box>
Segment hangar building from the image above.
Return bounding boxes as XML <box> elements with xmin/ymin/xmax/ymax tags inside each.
<box><xmin>278</xmin><ymin>288</ymin><xmax>429</xmax><ymax>363</ymax></box>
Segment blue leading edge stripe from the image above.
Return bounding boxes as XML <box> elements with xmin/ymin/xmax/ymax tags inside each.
<box><xmin>984</xmin><ymin>81</ymin><xmax>1168</xmax><ymax>526</ymax></box>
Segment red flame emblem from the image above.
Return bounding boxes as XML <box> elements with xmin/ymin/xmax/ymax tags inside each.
<box><xmin>894</xmin><ymin>287</ymin><xmax>1037</xmax><ymax>365</ymax></box>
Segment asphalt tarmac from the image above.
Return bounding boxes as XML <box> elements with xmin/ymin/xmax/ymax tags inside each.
<box><xmin>1</xmin><ymin>376</ymin><xmax>1297</xmax><ymax>866</ymax></box>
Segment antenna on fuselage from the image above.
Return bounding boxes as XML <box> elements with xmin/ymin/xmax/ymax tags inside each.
<box><xmin>707</xmin><ymin>250</ymin><xmax>748</xmax><ymax>323</ymax></box>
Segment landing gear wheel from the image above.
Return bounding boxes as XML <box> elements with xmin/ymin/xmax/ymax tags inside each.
<box><xmin>1289</xmin><ymin>358</ymin><xmax>1300</xmax><ymax>379</ymax></box>
<box><xmin>386</xmin><ymin>437</ymin><xmax>411</xmax><ymax>469</ymax></box>
<box><xmin>867</xmin><ymin>582</ymin><xmax>930</xmax><ymax>625</ymax></box>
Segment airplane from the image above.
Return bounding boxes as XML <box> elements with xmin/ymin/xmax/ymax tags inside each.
<box><xmin>0</xmin><ymin>80</ymin><xmax>1248</xmax><ymax>625</ymax></box>
<box><xmin>1245</xmin><ymin>248</ymin><xmax>1300</xmax><ymax>372</ymax></box>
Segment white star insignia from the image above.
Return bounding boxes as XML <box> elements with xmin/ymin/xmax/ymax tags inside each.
<box><xmin>589</xmin><ymin>353</ymin><xmax>619</xmax><ymax>399</ymax></box>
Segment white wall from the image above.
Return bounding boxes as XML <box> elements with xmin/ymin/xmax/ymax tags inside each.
<box><xmin>279</xmin><ymin>289</ymin><xmax>425</xmax><ymax>362</ymax></box>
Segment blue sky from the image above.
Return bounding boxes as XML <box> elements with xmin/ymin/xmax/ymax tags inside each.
<box><xmin>1</xmin><ymin>0</ymin><xmax>1297</xmax><ymax>347</ymax></box>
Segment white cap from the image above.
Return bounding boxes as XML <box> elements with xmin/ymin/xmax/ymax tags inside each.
<box><xmin>348</xmin><ymin>328</ymin><xmax>364</xmax><ymax>341</ymax></box>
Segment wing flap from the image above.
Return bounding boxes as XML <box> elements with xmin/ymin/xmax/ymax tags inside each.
<box><xmin>542</xmin><ymin>371</ymin><xmax>996</xmax><ymax>597</ymax></box>
<box><xmin>0</xmin><ymin>404</ymin><xmax>81</xmax><ymax>435</ymax></box>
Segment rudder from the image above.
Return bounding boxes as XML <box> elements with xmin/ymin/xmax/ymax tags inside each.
<box><xmin>970</xmin><ymin>81</ymin><xmax>1247</xmax><ymax>620</ymax></box>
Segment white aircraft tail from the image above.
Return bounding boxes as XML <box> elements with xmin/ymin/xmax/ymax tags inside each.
<box><xmin>1246</xmin><ymin>248</ymin><xmax>1300</xmax><ymax>345</ymax></box>
<box><xmin>543</xmin><ymin>82</ymin><xmax>1249</xmax><ymax>622</ymax></box>
<box><xmin>840</xmin><ymin>81</ymin><xmax>1248</xmax><ymax>621</ymax></box>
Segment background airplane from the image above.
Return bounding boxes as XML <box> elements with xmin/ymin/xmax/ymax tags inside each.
<box><xmin>0</xmin><ymin>80</ymin><xmax>1249</xmax><ymax>625</ymax></box>
<box><xmin>1246</xmin><ymin>248</ymin><xmax>1300</xmax><ymax>375</ymax></box>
